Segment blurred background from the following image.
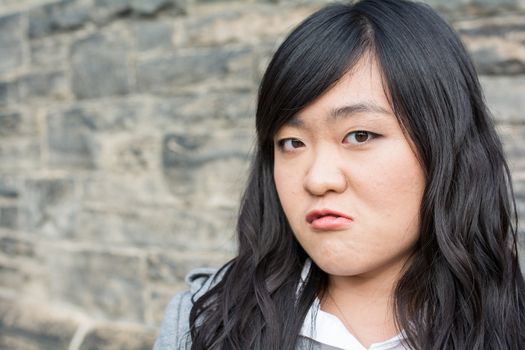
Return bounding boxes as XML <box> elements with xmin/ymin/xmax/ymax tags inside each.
<box><xmin>0</xmin><ymin>0</ymin><xmax>523</xmax><ymax>349</ymax></box>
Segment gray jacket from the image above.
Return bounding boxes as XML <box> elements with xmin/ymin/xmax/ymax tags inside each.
<box><xmin>153</xmin><ymin>267</ymin><xmax>320</xmax><ymax>350</ymax></box>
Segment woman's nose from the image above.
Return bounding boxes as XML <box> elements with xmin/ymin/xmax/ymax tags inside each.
<box><xmin>303</xmin><ymin>150</ymin><xmax>348</xmax><ymax>196</ymax></box>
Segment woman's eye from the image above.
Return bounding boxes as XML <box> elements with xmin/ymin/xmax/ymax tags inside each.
<box><xmin>344</xmin><ymin>130</ymin><xmax>377</xmax><ymax>145</ymax></box>
<box><xmin>277</xmin><ymin>138</ymin><xmax>304</xmax><ymax>152</ymax></box>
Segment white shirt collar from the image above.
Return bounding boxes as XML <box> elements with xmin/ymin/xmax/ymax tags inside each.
<box><xmin>297</xmin><ymin>259</ymin><xmax>409</xmax><ymax>350</ymax></box>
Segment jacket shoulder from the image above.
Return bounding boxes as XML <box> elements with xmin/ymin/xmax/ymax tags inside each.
<box><xmin>153</xmin><ymin>267</ymin><xmax>225</xmax><ymax>350</ymax></box>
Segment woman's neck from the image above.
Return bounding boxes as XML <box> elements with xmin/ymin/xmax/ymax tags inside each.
<box><xmin>319</xmin><ymin>265</ymin><xmax>404</xmax><ymax>348</ymax></box>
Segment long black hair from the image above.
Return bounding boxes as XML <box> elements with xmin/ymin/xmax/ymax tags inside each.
<box><xmin>188</xmin><ymin>0</ymin><xmax>525</xmax><ymax>349</ymax></box>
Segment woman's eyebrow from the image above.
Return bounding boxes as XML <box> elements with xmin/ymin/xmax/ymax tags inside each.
<box><xmin>285</xmin><ymin>102</ymin><xmax>392</xmax><ymax>128</ymax></box>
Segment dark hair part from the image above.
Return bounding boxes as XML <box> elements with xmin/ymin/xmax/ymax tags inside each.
<box><xmin>189</xmin><ymin>0</ymin><xmax>525</xmax><ymax>349</ymax></box>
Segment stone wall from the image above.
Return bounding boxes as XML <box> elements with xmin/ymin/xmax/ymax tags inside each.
<box><xmin>0</xmin><ymin>0</ymin><xmax>524</xmax><ymax>349</ymax></box>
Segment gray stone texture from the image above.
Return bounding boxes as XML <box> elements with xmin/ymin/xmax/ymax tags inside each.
<box><xmin>0</xmin><ymin>14</ymin><xmax>24</xmax><ymax>75</ymax></box>
<box><xmin>131</xmin><ymin>20</ymin><xmax>173</xmax><ymax>51</ymax></box>
<box><xmin>46</xmin><ymin>247</ymin><xmax>146</xmax><ymax>321</ymax></box>
<box><xmin>136</xmin><ymin>46</ymin><xmax>254</xmax><ymax>94</ymax></box>
<box><xmin>0</xmin><ymin>0</ymin><xmax>523</xmax><ymax>349</ymax></box>
<box><xmin>28</xmin><ymin>0</ymin><xmax>90</xmax><ymax>38</ymax></box>
<box><xmin>0</xmin><ymin>294</ymin><xmax>79</xmax><ymax>350</ymax></box>
<box><xmin>71</xmin><ymin>31</ymin><xmax>131</xmax><ymax>99</ymax></box>
<box><xmin>78</xmin><ymin>323</ymin><xmax>157</xmax><ymax>350</ymax></box>
<box><xmin>18</xmin><ymin>177</ymin><xmax>79</xmax><ymax>238</ymax></box>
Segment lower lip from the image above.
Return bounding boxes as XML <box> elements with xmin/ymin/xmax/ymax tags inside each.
<box><xmin>309</xmin><ymin>215</ymin><xmax>353</xmax><ymax>231</ymax></box>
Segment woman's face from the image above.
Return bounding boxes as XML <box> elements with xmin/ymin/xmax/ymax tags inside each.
<box><xmin>273</xmin><ymin>55</ymin><xmax>426</xmax><ymax>279</ymax></box>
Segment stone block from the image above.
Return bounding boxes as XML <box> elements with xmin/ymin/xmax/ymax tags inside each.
<box><xmin>162</xmin><ymin>129</ymin><xmax>252</xmax><ymax>203</ymax></box>
<box><xmin>0</xmin><ymin>108</ymin><xmax>39</xmax><ymax>138</ymax></box>
<box><xmin>469</xmin><ymin>41</ymin><xmax>525</xmax><ymax>75</ymax></box>
<box><xmin>471</xmin><ymin>0</ymin><xmax>516</xmax><ymax>7</ymax></box>
<box><xmin>71</xmin><ymin>32</ymin><xmax>130</xmax><ymax>99</ymax></box>
<box><xmin>496</xmin><ymin>124</ymin><xmax>525</xmax><ymax>174</ymax></box>
<box><xmin>456</xmin><ymin>16</ymin><xmax>525</xmax><ymax>37</ymax></box>
<box><xmin>47</xmin><ymin>247</ymin><xmax>146</xmax><ymax>321</ymax></box>
<box><xmin>28</xmin><ymin>0</ymin><xmax>89</xmax><ymax>39</ymax></box>
<box><xmin>481</xmin><ymin>76</ymin><xmax>525</xmax><ymax>123</ymax></box>
<box><xmin>183</xmin><ymin>6</ymin><xmax>313</xmax><ymax>47</ymax></box>
<box><xmin>18</xmin><ymin>178</ymin><xmax>78</xmax><ymax>238</ymax></box>
<box><xmin>97</xmin><ymin>133</ymin><xmax>159</xmax><ymax>174</ymax></box>
<box><xmin>130</xmin><ymin>0</ymin><xmax>178</xmax><ymax>15</ymax></box>
<box><xmin>30</xmin><ymin>36</ymin><xmax>69</xmax><ymax>68</ymax></box>
<box><xmin>79</xmin><ymin>322</ymin><xmax>157</xmax><ymax>350</ymax></box>
<box><xmin>74</xmin><ymin>205</ymin><xmax>236</xmax><ymax>252</ymax></box>
<box><xmin>0</xmin><ymin>14</ymin><xmax>24</xmax><ymax>74</ymax></box>
<box><xmin>51</xmin><ymin>98</ymin><xmax>146</xmax><ymax>132</ymax></box>
<box><xmin>0</xmin><ymin>260</ymin><xmax>29</xmax><ymax>291</ymax></box>
<box><xmin>0</xmin><ymin>206</ymin><xmax>17</xmax><ymax>229</ymax></box>
<box><xmin>0</xmin><ymin>294</ymin><xmax>78</xmax><ymax>350</ymax></box>
<box><xmin>81</xmin><ymin>173</ymin><xmax>177</xmax><ymax>207</ymax></box>
<box><xmin>150</xmin><ymin>92</ymin><xmax>256</xmax><ymax>129</ymax></box>
<box><xmin>136</xmin><ymin>46</ymin><xmax>254</xmax><ymax>93</ymax></box>
<box><xmin>0</xmin><ymin>110</ymin><xmax>23</xmax><ymax>136</ymax></box>
<box><xmin>131</xmin><ymin>20</ymin><xmax>173</xmax><ymax>51</ymax></box>
<box><xmin>456</xmin><ymin>16</ymin><xmax>525</xmax><ymax>75</ymax></box>
<box><xmin>18</xmin><ymin>70</ymin><xmax>69</xmax><ymax>101</ymax></box>
<box><xmin>0</xmin><ymin>109</ymin><xmax>37</xmax><ymax>137</ymax></box>
<box><xmin>0</xmin><ymin>174</ymin><xmax>19</xmax><ymax>198</ymax></box>
<box><xmin>0</xmin><ymin>138</ymin><xmax>40</xmax><ymax>170</ymax></box>
<box><xmin>0</xmin><ymin>80</ymin><xmax>19</xmax><ymax>107</ymax></box>
<box><xmin>92</xmin><ymin>0</ymin><xmax>186</xmax><ymax>24</ymax></box>
<box><xmin>47</xmin><ymin>97</ymin><xmax>153</xmax><ymax>168</ymax></box>
<box><xmin>47</xmin><ymin>107</ymin><xmax>98</xmax><ymax>168</ymax></box>
<box><xmin>0</xmin><ymin>236</ymin><xmax>34</xmax><ymax>257</ymax></box>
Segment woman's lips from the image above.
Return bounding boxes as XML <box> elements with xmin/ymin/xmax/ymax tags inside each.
<box><xmin>309</xmin><ymin>215</ymin><xmax>353</xmax><ymax>231</ymax></box>
<box><xmin>306</xmin><ymin>209</ymin><xmax>353</xmax><ymax>231</ymax></box>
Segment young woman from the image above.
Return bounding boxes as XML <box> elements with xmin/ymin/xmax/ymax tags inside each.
<box><xmin>154</xmin><ymin>0</ymin><xmax>525</xmax><ymax>349</ymax></box>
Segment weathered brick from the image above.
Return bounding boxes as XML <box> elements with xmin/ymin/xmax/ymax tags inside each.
<box><xmin>150</xmin><ymin>92</ymin><xmax>256</xmax><ymax>128</ymax></box>
<box><xmin>79</xmin><ymin>322</ymin><xmax>157</xmax><ymax>350</ymax></box>
<box><xmin>182</xmin><ymin>6</ymin><xmax>313</xmax><ymax>47</ymax></box>
<box><xmin>461</xmin><ymin>36</ymin><xmax>525</xmax><ymax>75</ymax></box>
<box><xmin>18</xmin><ymin>178</ymin><xmax>78</xmax><ymax>238</ymax></box>
<box><xmin>46</xmin><ymin>98</ymin><xmax>152</xmax><ymax>168</ymax></box>
<box><xmin>46</xmin><ymin>107</ymin><xmax>98</xmax><ymax>168</ymax></box>
<box><xmin>136</xmin><ymin>46</ymin><xmax>254</xmax><ymax>93</ymax></box>
<box><xmin>130</xmin><ymin>0</ymin><xmax>180</xmax><ymax>15</ymax></box>
<box><xmin>28</xmin><ymin>0</ymin><xmax>89</xmax><ymax>38</ymax></box>
<box><xmin>0</xmin><ymin>13</ymin><xmax>24</xmax><ymax>74</ymax></box>
<box><xmin>30</xmin><ymin>36</ymin><xmax>69</xmax><ymax>68</ymax></box>
<box><xmin>92</xmin><ymin>0</ymin><xmax>186</xmax><ymax>24</ymax></box>
<box><xmin>131</xmin><ymin>20</ymin><xmax>173</xmax><ymax>51</ymax></box>
<box><xmin>497</xmin><ymin>125</ymin><xmax>525</xmax><ymax>176</ymax></box>
<box><xmin>0</xmin><ymin>294</ymin><xmax>78</xmax><ymax>350</ymax></box>
<box><xmin>162</xmin><ymin>128</ymin><xmax>252</xmax><ymax>204</ymax></box>
<box><xmin>17</xmin><ymin>70</ymin><xmax>69</xmax><ymax>101</ymax></box>
<box><xmin>71</xmin><ymin>32</ymin><xmax>131</xmax><ymax>99</ymax></box>
<box><xmin>46</xmin><ymin>247</ymin><xmax>146</xmax><ymax>321</ymax></box>
<box><xmin>0</xmin><ymin>261</ymin><xmax>29</xmax><ymax>291</ymax></box>
<box><xmin>0</xmin><ymin>138</ymin><xmax>40</xmax><ymax>170</ymax></box>
<box><xmin>481</xmin><ymin>76</ymin><xmax>525</xmax><ymax>123</ymax></box>
<box><xmin>0</xmin><ymin>109</ymin><xmax>38</xmax><ymax>137</ymax></box>
<box><xmin>74</xmin><ymin>205</ymin><xmax>236</xmax><ymax>253</ymax></box>
<box><xmin>0</xmin><ymin>80</ymin><xmax>19</xmax><ymax>107</ymax></box>
<box><xmin>0</xmin><ymin>206</ymin><xmax>17</xmax><ymax>229</ymax></box>
<box><xmin>0</xmin><ymin>235</ymin><xmax>34</xmax><ymax>257</ymax></box>
<box><xmin>0</xmin><ymin>174</ymin><xmax>19</xmax><ymax>199</ymax></box>
<box><xmin>81</xmin><ymin>173</ymin><xmax>177</xmax><ymax>207</ymax></box>
<box><xmin>0</xmin><ymin>110</ymin><xmax>23</xmax><ymax>136</ymax></box>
